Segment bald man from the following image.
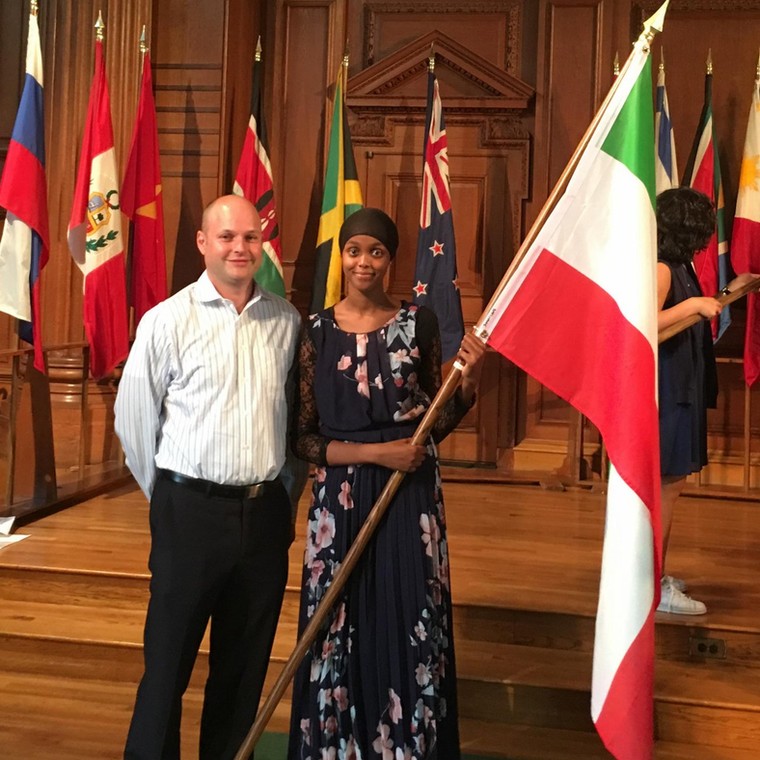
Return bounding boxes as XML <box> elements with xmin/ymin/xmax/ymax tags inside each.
<box><xmin>116</xmin><ymin>195</ymin><xmax>305</xmax><ymax>759</ymax></box>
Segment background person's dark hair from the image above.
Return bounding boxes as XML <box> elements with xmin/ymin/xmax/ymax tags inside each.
<box><xmin>656</xmin><ymin>187</ymin><xmax>716</xmax><ymax>265</ymax></box>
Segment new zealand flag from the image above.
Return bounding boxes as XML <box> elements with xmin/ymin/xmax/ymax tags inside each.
<box><xmin>413</xmin><ymin>70</ymin><xmax>464</xmax><ymax>362</ymax></box>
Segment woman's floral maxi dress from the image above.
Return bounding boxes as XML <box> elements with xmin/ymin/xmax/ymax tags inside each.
<box><xmin>288</xmin><ymin>303</ymin><xmax>472</xmax><ymax>760</ymax></box>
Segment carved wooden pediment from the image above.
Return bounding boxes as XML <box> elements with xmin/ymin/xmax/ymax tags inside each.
<box><xmin>347</xmin><ymin>29</ymin><xmax>534</xmax><ymax>113</ymax></box>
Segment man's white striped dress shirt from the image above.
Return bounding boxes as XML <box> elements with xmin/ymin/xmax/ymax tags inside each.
<box><xmin>115</xmin><ymin>271</ymin><xmax>302</xmax><ymax>501</ymax></box>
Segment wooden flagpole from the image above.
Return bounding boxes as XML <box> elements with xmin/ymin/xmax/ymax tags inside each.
<box><xmin>658</xmin><ymin>280</ymin><xmax>760</xmax><ymax>344</ymax></box>
<box><xmin>233</xmin><ymin>5</ymin><xmax>669</xmax><ymax>757</ymax></box>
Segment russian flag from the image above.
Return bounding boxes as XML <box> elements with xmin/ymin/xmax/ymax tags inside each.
<box><xmin>0</xmin><ymin>10</ymin><xmax>49</xmax><ymax>372</ymax></box>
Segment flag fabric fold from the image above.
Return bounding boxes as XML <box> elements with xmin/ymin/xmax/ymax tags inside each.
<box><xmin>412</xmin><ymin>69</ymin><xmax>464</xmax><ymax>363</ymax></box>
<box><xmin>67</xmin><ymin>38</ymin><xmax>129</xmax><ymax>379</ymax></box>
<box><xmin>731</xmin><ymin>69</ymin><xmax>760</xmax><ymax>386</ymax></box>
<box><xmin>479</xmin><ymin>41</ymin><xmax>660</xmax><ymax>760</ymax></box>
<box><xmin>121</xmin><ymin>50</ymin><xmax>167</xmax><ymax>327</ymax></box>
<box><xmin>683</xmin><ymin>70</ymin><xmax>731</xmax><ymax>340</ymax></box>
<box><xmin>655</xmin><ymin>62</ymin><xmax>678</xmax><ymax>193</ymax></box>
<box><xmin>310</xmin><ymin>66</ymin><xmax>363</xmax><ymax>313</ymax></box>
<box><xmin>233</xmin><ymin>50</ymin><xmax>285</xmax><ymax>296</ymax></box>
<box><xmin>0</xmin><ymin>10</ymin><xmax>49</xmax><ymax>372</ymax></box>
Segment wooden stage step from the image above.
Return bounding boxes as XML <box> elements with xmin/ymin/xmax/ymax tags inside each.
<box><xmin>1</xmin><ymin>480</ymin><xmax>759</xmax><ymax>759</ymax></box>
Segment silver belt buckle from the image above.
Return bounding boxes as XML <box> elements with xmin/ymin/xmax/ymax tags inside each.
<box><xmin>244</xmin><ymin>482</ymin><xmax>264</xmax><ymax>499</ymax></box>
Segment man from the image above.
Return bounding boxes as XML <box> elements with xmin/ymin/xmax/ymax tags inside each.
<box><xmin>115</xmin><ymin>194</ymin><xmax>305</xmax><ymax>759</ymax></box>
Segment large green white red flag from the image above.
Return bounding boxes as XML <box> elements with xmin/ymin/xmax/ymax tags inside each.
<box><xmin>67</xmin><ymin>35</ymin><xmax>129</xmax><ymax>378</ymax></box>
<box><xmin>731</xmin><ymin>62</ymin><xmax>760</xmax><ymax>386</ymax></box>
<box><xmin>478</xmin><ymin>19</ymin><xmax>663</xmax><ymax>760</ymax></box>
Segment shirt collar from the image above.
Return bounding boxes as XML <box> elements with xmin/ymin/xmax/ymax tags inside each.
<box><xmin>195</xmin><ymin>270</ymin><xmax>265</xmax><ymax>310</ymax></box>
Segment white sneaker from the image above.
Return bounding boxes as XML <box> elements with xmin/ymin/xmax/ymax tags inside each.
<box><xmin>662</xmin><ymin>574</ymin><xmax>687</xmax><ymax>593</ymax></box>
<box><xmin>657</xmin><ymin>580</ymin><xmax>706</xmax><ymax>615</ymax></box>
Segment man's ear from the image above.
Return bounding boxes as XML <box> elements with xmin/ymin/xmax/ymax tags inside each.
<box><xmin>196</xmin><ymin>229</ymin><xmax>206</xmax><ymax>255</ymax></box>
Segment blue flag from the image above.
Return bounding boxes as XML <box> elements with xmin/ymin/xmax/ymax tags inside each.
<box><xmin>413</xmin><ymin>70</ymin><xmax>464</xmax><ymax>362</ymax></box>
<box><xmin>654</xmin><ymin>63</ymin><xmax>678</xmax><ymax>193</ymax></box>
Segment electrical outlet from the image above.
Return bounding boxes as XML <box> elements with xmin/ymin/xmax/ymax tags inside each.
<box><xmin>688</xmin><ymin>636</ymin><xmax>726</xmax><ymax>659</ymax></box>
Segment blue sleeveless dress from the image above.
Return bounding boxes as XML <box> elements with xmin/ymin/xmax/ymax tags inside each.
<box><xmin>658</xmin><ymin>261</ymin><xmax>717</xmax><ymax>477</ymax></box>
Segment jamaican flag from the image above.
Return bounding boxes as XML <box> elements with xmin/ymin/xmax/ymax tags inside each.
<box><xmin>310</xmin><ymin>66</ymin><xmax>363</xmax><ymax>312</ymax></box>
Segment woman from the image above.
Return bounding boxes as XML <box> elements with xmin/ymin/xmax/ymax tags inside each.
<box><xmin>288</xmin><ymin>208</ymin><xmax>485</xmax><ymax>758</ymax></box>
<box><xmin>656</xmin><ymin>187</ymin><xmax>757</xmax><ymax>615</ymax></box>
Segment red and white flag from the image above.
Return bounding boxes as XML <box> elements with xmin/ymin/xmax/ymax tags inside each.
<box><xmin>478</xmin><ymin>24</ymin><xmax>662</xmax><ymax>760</ymax></box>
<box><xmin>67</xmin><ymin>37</ymin><xmax>129</xmax><ymax>379</ymax></box>
<box><xmin>731</xmin><ymin>62</ymin><xmax>760</xmax><ymax>386</ymax></box>
<box><xmin>121</xmin><ymin>48</ymin><xmax>167</xmax><ymax>327</ymax></box>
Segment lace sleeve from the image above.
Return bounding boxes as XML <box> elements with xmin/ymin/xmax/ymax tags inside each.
<box><xmin>293</xmin><ymin>324</ymin><xmax>331</xmax><ymax>465</ymax></box>
<box><xmin>416</xmin><ymin>307</ymin><xmax>474</xmax><ymax>443</ymax></box>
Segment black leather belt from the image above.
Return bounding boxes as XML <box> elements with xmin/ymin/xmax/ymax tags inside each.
<box><xmin>157</xmin><ymin>469</ymin><xmax>267</xmax><ymax>500</ymax></box>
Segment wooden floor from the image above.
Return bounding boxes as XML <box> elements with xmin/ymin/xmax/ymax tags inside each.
<box><xmin>1</xmin><ymin>476</ymin><xmax>758</xmax><ymax>759</ymax></box>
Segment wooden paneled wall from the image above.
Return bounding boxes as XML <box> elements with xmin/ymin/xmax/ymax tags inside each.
<box><xmin>3</xmin><ymin>0</ymin><xmax>760</xmax><ymax>476</ymax></box>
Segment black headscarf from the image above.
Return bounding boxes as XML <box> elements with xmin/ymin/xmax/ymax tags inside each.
<box><xmin>338</xmin><ymin>207</ymin><xmax>399</xmax><ymax>258</ymax></box>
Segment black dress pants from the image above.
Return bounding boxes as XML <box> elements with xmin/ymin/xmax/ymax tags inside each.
<box><xmin>124</xmin><ymin>475</ymin><xmax>291</xmax><ymax>760</ymax></box>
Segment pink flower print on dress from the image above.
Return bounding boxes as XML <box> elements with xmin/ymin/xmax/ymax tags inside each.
<box><xmin>438</xmin><ymin>651</ymin><xmax>447</xmax><ymax>679</ymax></box>
<box><xmin>355</xmin><ymin>361</ymin><xmax>370</xmax><ymax>398</ymax></box>
<box><xmin>420</xmin><ymin>513</ymin><xmax>433</xmax><ymax>557</ymax></box>
<box><xmin>330</xmin><ymin>602</ymin><xmax>347</xmax><ymax>634</ymax></box>
<box><xmin>372</xmin><ymin>723</ymin><xmax>394</xmax><ymax>759</ymax></box>
<box><xmin>337</xmin><ymin>354</ymin><xmax>352</xmax><ymax>371</ymax></box>
<box><xmin>315</xmin><ymin>508</ymin><xmax>335</xmax><ymax>549</ymax></box>
<box><xmin>415</xmin><ymin>662</ymin><xmax>431</xmax><ymax>687</ymax></box>
<box><xmin>308</xmin><ymin>558</ymin><xmax>325</xmax><ymax>589</ymax></box>
<box><xmin>388</xmin><ymin>688</ymin><xmax>403</xmax><ymax>724</ymax></box>
<box><xmin>321</xmin><ymin>747</ymin><xmax>336</xmax><ymax>760</ymax></box>
<box><xmin>339</xmin><ymin>736</ymin><xmax>359</xmax><ymax>760</ymax></box>
<box><xmin>338</xmin><ymin>480</ymin><xmax>353</xmax><ymax>510</ymax></box>
<box><xmin>374</xmin><ymin>373</ymin><xmax>384</xmax><ymax>389</ymax></box>
<box><xmin>325</xmin><ymin>715</ymin><xmax>338</xmax><ymax>736</ymax></box>
<box><xmin>356</xmin><ymin>332</ymin><xmax>368</xmax><ymax>358</ymax></box>
<box><xmin>319</xmin><ymin>688</ymin><xmax>333</xmax><ymax>710</ymax></box>
<box><xmin>334</xmin><ymin>686</ymin><xmax>349</xmax><ymax>712</ymax></box>
<box><xmin>389</xmin><ymin>348</ymin><xmax>413</xmax><ymax>373</ymax></box>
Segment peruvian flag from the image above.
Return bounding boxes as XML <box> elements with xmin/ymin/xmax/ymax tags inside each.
<box><xmin>233</xmin><ymin>45</ymin><xmax>285</xmax><ymax>296</ymax></box>
<box><xmin>731</xmin><ymin>66</ymin><xmax>760</xmax><ymax>386</ymax></box>
<box><xmin>479</xmin><ymin>35</ymin><xmax>660</xmax><ymax>759</ymax></box>
<box><xmin>67</xmin><ymin>38</ymin><xmax>129</xmax><ymax>379</ymax></box>
<box><xmin>121</xmin><ymin>49</ymin><xmax>167</xmax><ymax>327</ymax></box>
<box><xmin>0</xmin><ymin>8</ymin><xmax>48</xmax><ymax>372</ymax></box>
<box><xmin>683</xmin><ymin>68</ymin><xmax>731</xmax><ymax>341</ymax></box>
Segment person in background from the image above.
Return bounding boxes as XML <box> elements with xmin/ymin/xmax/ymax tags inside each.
<box><xmin>656</xmin><ymin>187</ymin><xmax>758</xmax><ymax>615</ymax></box>
<box><xmin>288</xmin><ymin>207</ymin><xmax>485</xmax><ymax>759</ymax></box>
<box><xmin>116</xmin><ymin>194</ymin><xmax>306</xmax><ymax>759</ymax></box>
